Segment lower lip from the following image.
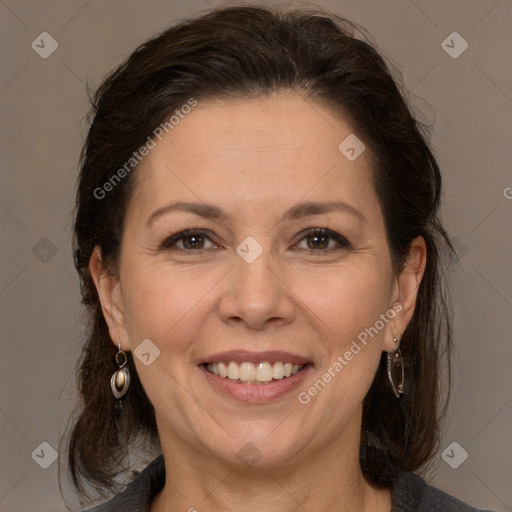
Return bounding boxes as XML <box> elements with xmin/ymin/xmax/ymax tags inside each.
<box><xmin>200</xmin><ymin>363</ymin><xmax>313</xmax><ymax>403</ymax></box>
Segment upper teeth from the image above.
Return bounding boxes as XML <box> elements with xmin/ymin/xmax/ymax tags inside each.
<box><xmin>206</xmin><ymin>361</ymin><xmax>304</xmax><ymax>382</ymax></box>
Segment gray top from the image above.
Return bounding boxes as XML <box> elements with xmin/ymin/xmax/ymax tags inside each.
<box><xmin>82</xmin><ymin>454</ymin><xmax>495</xmax><ymax>512</ymax></box>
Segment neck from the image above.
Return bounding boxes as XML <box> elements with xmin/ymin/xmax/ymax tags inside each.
<box><xmin>151</xmin><ymin>423</ymin><xmax>391</xmax><ymax>512</ymax></box>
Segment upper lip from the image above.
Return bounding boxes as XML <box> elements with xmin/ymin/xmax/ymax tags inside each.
<box><xmin>199</xmin><ymin>350</ymin><xmax>312</xmax><ymax>366</ymax></box>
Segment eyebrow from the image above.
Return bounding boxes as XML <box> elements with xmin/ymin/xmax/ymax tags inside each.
<box><xmin>146</xmin><ymin>199</ymin><xmax>366</xmax><ymax>227</ymax></box>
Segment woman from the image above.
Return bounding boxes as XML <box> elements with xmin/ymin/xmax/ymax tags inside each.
<box><xmin>64</xmin><ymin>5</ymin><xmax>493</xmax><ymax>511</ymax></box>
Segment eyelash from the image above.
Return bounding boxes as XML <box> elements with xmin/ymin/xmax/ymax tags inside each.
<box><xmin>158</xmin><ymin>228</ymin><xmax>351</xmax><ymax>254</ymax></box>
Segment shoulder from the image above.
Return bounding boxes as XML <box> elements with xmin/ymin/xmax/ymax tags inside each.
<box><xmin>392</xmin><ymin>470</ymin><xmax>496</xmax><ymax>512</ymax></box>
<box><xmin>80</xmin><ymin>454</ymin><xmax>165</xmax><ymax>512</ymax></box>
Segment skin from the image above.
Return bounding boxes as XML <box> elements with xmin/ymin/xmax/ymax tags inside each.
<box><xmin>90</xmin><ymin>90</ymin><xmax>426</xmax><ymax>512</ymax></box>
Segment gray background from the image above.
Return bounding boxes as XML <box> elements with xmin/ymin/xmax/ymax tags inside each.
<box><xmin>1</xmin><ymin>0</ymin><xmax>511</xmax><ymax>510</ymax></box>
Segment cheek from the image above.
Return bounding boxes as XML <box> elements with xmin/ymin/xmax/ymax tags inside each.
<box><xmin>292</xmin><ymin>262</ymin><xmax>392</xmax><ymax>405</ymax></box>
<box><xmin>293</xmin><ymin>262</ymin><xmax>392</xmax><ymax>343</ymax></box>
<box><xmin>121</xmin><ymin>263</ymin><xmax>225</xmax><ymax>351</ymax></box>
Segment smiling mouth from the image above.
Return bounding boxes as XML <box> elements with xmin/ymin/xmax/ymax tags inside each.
<box><xmin>202</xmin><ymin>361</ymin><xmax>309</xmax><ymax>384</ymax></box>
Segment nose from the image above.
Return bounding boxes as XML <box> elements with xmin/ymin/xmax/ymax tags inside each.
<box><xmin>218</xmin><ymin>247</ymin><xmax>296</xmax><ymax>330</ymax></box>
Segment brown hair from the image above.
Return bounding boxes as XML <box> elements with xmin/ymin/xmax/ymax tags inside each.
<box><xmin>62</xmin><ymin>4</ymin><xmax>455</xmax><ymax>504</ymax></box>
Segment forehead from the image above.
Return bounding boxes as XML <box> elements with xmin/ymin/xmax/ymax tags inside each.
<box><xmin>129</xmin><ymin>91</ymin><xmax>381</xmax><ymax>224</ymax></box>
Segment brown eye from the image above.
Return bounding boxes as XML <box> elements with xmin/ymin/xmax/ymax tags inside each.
<box><xmin>306</xmin><ymin>233</ymin><xmax>330</xmax><ymax>249</ymax></box>
<box><xmin>296</xmin><ymin>228</ymin><xmax>350</xmax><ymax>252</ymax></box>
<box><xmin>159</xmin><ymin>229</ymin><xmax>216</xmax><ymax>252</ymax></box>
<box><xmin>181</xmin><ymin>234</ymin><xmax>206</xmax><ymax>250</ymax></box>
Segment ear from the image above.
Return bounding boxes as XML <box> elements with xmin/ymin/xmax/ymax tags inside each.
<box><xmin>89</xmin><ymin>246</ymin><xmax>130</xmax><ymax>351</ymax></box>
<box><xmin>384</xmin><ymin>236</ymin><xmax>427</xmax><ymax>352</ymax></box>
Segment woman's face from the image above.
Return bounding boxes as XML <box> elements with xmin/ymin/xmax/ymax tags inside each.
<box><xmin>94</xmin><ymin>91</ymin><xmax>422</xmax><ymax>470</ymax></box>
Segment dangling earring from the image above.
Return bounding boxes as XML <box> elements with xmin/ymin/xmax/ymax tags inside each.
<box><xmin>387</xmin><ymin>337</ymin><xmax>404</xmax><ymax>398</ymax></box>
<box><xmin>111</xmin><ymin>344</ymin><xmax>130</xmax><ymax>404</ymax></box>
